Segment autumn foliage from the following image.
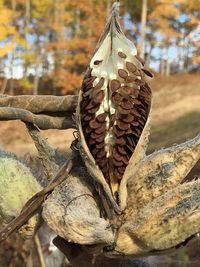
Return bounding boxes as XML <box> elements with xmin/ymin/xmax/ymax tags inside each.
<box><xmin>0</xmin><ymin>0</ymin><xmax>199</xmax><ymax>95</ymax></box>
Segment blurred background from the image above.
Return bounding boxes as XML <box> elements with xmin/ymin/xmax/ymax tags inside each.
<box><xmin>0</xmin><ymin>0</ymin><xmax>200</xmax><ymax>266</ymax></box>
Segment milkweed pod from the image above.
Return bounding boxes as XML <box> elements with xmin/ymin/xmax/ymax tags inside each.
<box><xmin>76</xmin><ymin>2</ymin><xmax>152</xmax><ymax>211</ymax></box>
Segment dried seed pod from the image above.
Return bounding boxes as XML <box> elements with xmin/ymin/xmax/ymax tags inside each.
<box><xmin>76</xmin><ymin>2</ymin><xmax>152</xmax><ymax>211</ymax></box>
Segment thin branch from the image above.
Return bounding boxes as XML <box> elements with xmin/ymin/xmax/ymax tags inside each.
<box><xmin>34</xmin><ymin>235</ymin><xmax>46</xmax><ymax>267</ymax></box>
<box><xmin>26</xmin><ymin>122</ymin><xmax>61</xmax><ymax>178</ymax></box>
<box><xmin>0</xmin><ymin>107</ymin><xmax>74</xmax><ymax>129</ymax></box>
<box><xmin>0</xmin><ymin>157</ymin><xmax>74</xmax><ymax>242</ymax></box>
<box><xmin>0</xmin><ymin>94</ymin><xmax>77</xmax><ymax>113</ymax></box>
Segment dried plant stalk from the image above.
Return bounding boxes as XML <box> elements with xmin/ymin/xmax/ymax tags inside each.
<box><xmin>0</xmin><ymin>94</ymin><xmax>77</xmax><ymax>113</ymax></box>
<box><xmin>0</xmin><ymin>107</ymin><xmax>74</xmax><ymax>129</ymax></box>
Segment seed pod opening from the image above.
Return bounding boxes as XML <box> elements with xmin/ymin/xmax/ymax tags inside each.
<box><xmin>76</xmin><ymin>2</ymin><xmax>152</xmax><ymax>210</ymax></box>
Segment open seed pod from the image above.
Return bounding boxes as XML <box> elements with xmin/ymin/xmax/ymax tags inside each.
<box><xmin>76</xmin><ymin>3</ymin><xmax>153</xmax><ymax>211</ymax></box>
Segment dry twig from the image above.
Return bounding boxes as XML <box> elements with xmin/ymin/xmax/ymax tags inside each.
<box><xmin>25</xmin><ymin>122</ymin><xmax>61</xmax><ymax>178</ymax></box>
<box><xmin>34</xmin><ymin>235</ymin><xmax>46</xmax><ymax>267</ymax></box>
<box><xmin>0</xmin><ymin>107</ymin><xmax>74</xmax><ymax>129</ymax></box>
<box><xmin>0</xmin><ymin>94</ymin><xmax>77</xmax><ymax>113</ymax></box>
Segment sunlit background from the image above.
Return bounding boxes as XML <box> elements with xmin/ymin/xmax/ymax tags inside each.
<box><xmin>0</xmin><ymin>0</ymin><xmax>200</xmax><ymax>266</ymax></box>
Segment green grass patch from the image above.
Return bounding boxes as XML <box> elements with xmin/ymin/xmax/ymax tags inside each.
<box><xmin>148</xmin><ymin>111</ymin><xmax>200</xmax><ymax>153</ymax></box>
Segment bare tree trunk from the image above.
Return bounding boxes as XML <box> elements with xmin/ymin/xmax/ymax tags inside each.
<box><xmin>33</xmin><ymin>55</ymin><xmax>41</xmax><ymax>95</ymax></box>
<box><xmin>9</xmin><ymin>53</ymin><xmax>15</xmax><ymax>95</ymax></box>
<box><xmin>140</xmin><ymin>0</ymin><xmax>148</xmax><ymax>58</ymax></box>
<box><xmin>23</xmin><ymin>0</ymin><xmax>31</xmax><ymax>77</ymax></box>
<box><xmin>166</xmin><ymin>60</ymin><xmax>170</xmax><ymax>76</ymax></box>
<box><xmin>183</xmin><ymin>38</ymin><xmax>190</xmax><ymax>72</ymax></box>
<box><xmin>145</xmin><ymin>45</ymin><xmax>153</xmax><ymax>67</ymax></box>
<box><xmin>0</xmin><ymin>78</ymin><xmax>8</xmax><ymax>94</ymax></box>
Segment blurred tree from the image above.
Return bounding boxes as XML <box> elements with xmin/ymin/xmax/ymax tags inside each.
<box><xmin>0</xmin><ymin>0</ymin><xmax>200</xmax><ymax>96</ymax></box>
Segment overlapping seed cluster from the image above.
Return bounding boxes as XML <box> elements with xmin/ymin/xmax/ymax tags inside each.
<box><xmin>80</xmin><ymin>52</ymin><xmax>152</xmax><ymax>190</ymax></box>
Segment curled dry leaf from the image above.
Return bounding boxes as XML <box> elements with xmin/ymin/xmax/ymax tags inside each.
<box><xmin>76</xmin><ymin>2</ymin><xmax>152</xmax><ymax>211</ymax></box>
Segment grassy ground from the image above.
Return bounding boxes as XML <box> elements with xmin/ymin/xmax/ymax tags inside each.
<box><xmin>148</xmin><ymin>111</ymin><xmax>200</xmax><ymax>153</ymax></box>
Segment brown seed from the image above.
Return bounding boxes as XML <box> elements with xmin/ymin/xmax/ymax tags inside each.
<box><xmin>91</xmin><ymin>131</ymin><xmax>101</xmax><ymax>139</ymax></box>
<box><xmin>88</xmin><ymin>105</ymin><xmax>100</xmax><ymax>113</ymax></box>
<box><xmin>122</xmin><ymin>155</ymin><xmax>129</xmax><ymax>165</ymax></box>
<box><xmin>130</xmin><ymin>98</ymin><xmax>141</xmax><ymax>105</ymax></box>
<box><xmin>136</xmin><ymin>79</ymin><xmax>145</xmax><ymax>86</ymax></box>
<box><xmin>113</xmin><ymin>148</ymin><xmax>123</xmax><ymax>161</ymax></box>
<box><xmin>142</xmin><ymin>68</ymin><xmax>153</xmax><ymax>78</ymax></box>
<box><xmin>131</xmin><ymin>108</ymin><xmax>141</xmax><ymax>117</ymax></box>
<box><xmin>126</xmin><ymin>144</ymin><xmax>134</xmax><ymax>153</ymax></box>
<box><xmin>96</xmin><ymin>134</ymin><xmax>105</xmax><ymax>143</ymax></box>
<box><xmin>94</xmin><ymin>60</ymin><xmax>103</xmax><ymax>65</ymax></box>
<box><xmin>82</xmin><ymin>114</ymin><xmax>94</xmax><ymax>122</ymax></box>
<box><xmin>118</xmin><ymin>166</ymin><xmax>126</xmax><ymax>174</ymax></box>
<box><xmin>85</xmin><ymin>126</ymin><xmax>93</xmax><ymax>134</ymax></box>
<box><xmin>113</xmin><ymin>125</ymin><xmax>125</xmax><ymax>137</ymax></box>
<box><xmin>85</xmin><ymin>100</ymin><xmax>95</xmax><ymax>110</ymax></box>
<box><xmin>135</xmin><ymin>55</ymin><xmax>145</xmax><ymax>65</ymax></box>
<box><xmin>111</xmin><ymin>92</ymin><xmax>123</xmax><ymax>105</ymax></box>
<box><xmin>121</xmin><ymin>99</ymin><xmax>132</xmax><ymax>110</ymax></box>
<box><xmin>126</xmin><ymin>128</ymin><xmax>132</xmax><ymax>134</ymax></box>
<box><xmin>125</xmin><ymin>75</ymin><xmax>137</xmax><ymax>83</ymax></box>
<box><xmin>80</xmin><ymin>98</ymin><xmax>90</xmax><ymax>109</ymax></box>
<box><xmin>84</xmin><ymin>76</ymin><xmax>96</xmax><ymax>86</ymax></box>
<box><xmin>117</xmin><ymin>105</ymin><xmax>131</xmax><ymax>115</ymax></box>
<box><xmin>126</xmin><ymin>62</ymin><xmax>137</xmax><ymax>72</ymax></box>
<box><xmin>94</xmin><ymin>77</ymin><xmax>105</xmax><ymax>90</ymax></box>
<box><xmin>120</xmin><ymin>114</ymin><xmax>134</xmax><ymax>123</ymax></box>
<box><xmin>139</xmin><ymin>90</ymin><xmax>149</xmax><ymax>98</ymax></box>
<box><xmin>96</xmin><ymin>142</ymin><xmax>105</xmax><ymax>149</ymax></box>
<box><xmin>110</xmin><ymin>113</ymin><xmax>116</xmax><ymax>126</ymax></box>
<box><xmin>117</xmin><ymin>146</ymin><xmax>127</xmax><ymax>155</ymax></box>
<box><xmin>115</xmin><ymin>137</ymin><xmax>126</xmax><ymax>145</ymax></box>
<box><xmin>91</xmin><ymin>87</ymin><xmax>102</xmax><ymax>98</ymax></box>
<box><xmin>83</xmin><ymin>88</ymin><xmax>94</xmax><ymax>97</ymax></box>
<box><xmin>138</xmin><ymin>117</ymin><xmax>146</xmax><ymax>125</ymax></box>
<box><xmin>84</xmin><ymin>69</ymin><xmax>92</xmax><ymax>79</ymax></box>
<box><xmin>88</xmin><ymin>138</ymin><xmax>96</xmax><ymax>145</ymax></box>
<box><xmin>96</xmin><ymin>149</ymin><xmax>106</xmax><ymax>159</ymax></box>
<box><xmin>132</xmin><ymin>89</ymin><xmax>140</xmax><ymax>98</ymax></box>
<box><xmin>117</xmin><ymin>120</ymin><xmax>130</xmax><ymax>130</ymax></box>
<box><xmin>119</xmin><ymin>86</ymin><xmax>134</xmax><ymax>96</ymax></box>
<box><xmin>131</xmin><ymin>120</ymin><xmax>140</xmax><ymax>126</ymax></box>
<box><xmin>89</xmin><ymin>119</ymin><xmax>101</xmax><ymax>129</ymax></box>
<box><xmin>92</xmin><ymin>90</ymin><xmax>104</xmax><ymax>104</ymax></box>
<box><xmin>127</xmin><ymin>136</ymin><xmax>135</xmax><ymax>146</ymax></box>
<box><xmin>132</xmin><ymin>129</ymin><xmax>140</xmax><ymax>137</ymax></box>
<box><xmin>110</xmin><ymin>79</ymin><xmax>121</xmax><ymax>92</ymax></box>
<box><xmin>118</xmin><ymin>69</ymin><xmax>128</xmax><ymax>79</ymax></box>
<box><xmin>118</xmin><ymin>51</ymin><xmax>127</xmax><ymax>59</ymax></box>
<box><xmin>112</xmin><ymin>158</ymin><xmax>123</xmax><ymax>167</ymax></box>
<box><xmin>95</xmin><ymin>122</ymin><xmax>106</xmax><ymax>134</ymax></box>
<box><xmin>96</xmin><ymin>113</ymin><xmax>107</xmax><ymax>122</ymax></box>
<box><xmin>96</xmin><ymin>157</ymin><xmax>107</xmax><ymax>166</ymax></box>
<box><xmin>102</xmin><ymin>164</ymin><xmax>109</xmax><ymax>172</ymax></box>
<box><xmin>139</xmin><ymin>107</ymin><xmax>147</xmax><ymax>115</ymax></box>
<box><xmin>114</xmin><ymin>169</ymin><xmax>121</xmax><ymax>180</ymax></box>
<box><xmin>135</xmin><ymin>127</ymin><xmax>142</xmax><ymax>135</ymax></box>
